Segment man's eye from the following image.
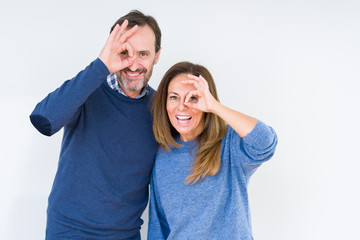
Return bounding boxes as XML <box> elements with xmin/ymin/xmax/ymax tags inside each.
<box><xmin>140</xmin><ymin>52</ymin><xmax>148</xmax><ymax>57</ymax></box>
<box><xmin>120</xmin><ymin>51</ymin><xmax>128</xmax><ymax>56</ymax></box>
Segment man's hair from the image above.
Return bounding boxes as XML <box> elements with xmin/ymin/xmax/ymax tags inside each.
<box><xmin>110</xmin><ymin>10</ymin><xmax>161</xmax><ymax>53</ymax></box>
<box><xmin>152</xmin><ymin>61</ymin><xmax>227</xmax><ymax>185</ymax></box>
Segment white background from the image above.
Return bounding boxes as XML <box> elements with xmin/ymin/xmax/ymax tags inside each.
<box><xmin>1</xmin><ymin>0</ymin><xmax>359</xmax><ymax>239</ymax></box>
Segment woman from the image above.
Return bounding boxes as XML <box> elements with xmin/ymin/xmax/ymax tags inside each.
<box><xmin>148</xmin><ymin>62</ymin><xmax>277</xmax><ymax>239</ymax></box>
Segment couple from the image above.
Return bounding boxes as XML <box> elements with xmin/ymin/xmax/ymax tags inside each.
<box><xmin>30</xmin><ymin>10</ymin><xmax>277</xmax><ymax>240</ymax></box>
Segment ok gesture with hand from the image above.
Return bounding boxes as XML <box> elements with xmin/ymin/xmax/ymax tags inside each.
<box><xmin>182</xmin><ymin>74</ymin><xmax>258</xmax><ymax>138</ymax></box>
<box><xmin>182</xmin><ymin>74</ymin><xmax>218</xmax><ymax>113</ymax></box>
<box><xmin>99</xmin><ymin>19</ymin><xmax>138</xmax><ymax>73</ymax></box>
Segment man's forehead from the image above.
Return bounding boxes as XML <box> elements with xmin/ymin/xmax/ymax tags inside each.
<box><xmin>125</xmin><ymin>25</ymin><xmax>156</xmax><ymax>51</ymax></box>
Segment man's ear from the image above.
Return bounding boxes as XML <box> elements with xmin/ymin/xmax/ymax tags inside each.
<box><xmin>154</xmin><ymin>48</ymin><xmax>161</xmax><ymax>65</ymax></box>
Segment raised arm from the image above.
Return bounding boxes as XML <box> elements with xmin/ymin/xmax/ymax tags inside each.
<box><xmin>183</xmin><ymin>74</ymin><xmax>277</xmax><ymax>177</ymax></box>
<box><xmin>183</xmin><ymin>74</ymin><xmax>257</xmax><ymax>138</ymax></box>
<box><xmin>30</xmin><ymin>20</ymin><xmax>139</xmax><ymax>136</ymax></box>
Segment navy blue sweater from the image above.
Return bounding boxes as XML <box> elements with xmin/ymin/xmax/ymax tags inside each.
<box><xmin>30</xmin><ymin>59</ymin><xmax>158</xmax><ymax>239</ymax></box>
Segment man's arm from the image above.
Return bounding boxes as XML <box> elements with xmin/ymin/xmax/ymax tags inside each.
<box><xmin>30</xmin><ymin>20</ymin><xmax>138</xmax><ymax>136</ymax></box>
<box><xmin>29</xmin><ymin>59</ymin><xmax>109</xmax><ymax>136</ymax></box>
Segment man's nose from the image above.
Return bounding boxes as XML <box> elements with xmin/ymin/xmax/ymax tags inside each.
<box><xmin>128</xmin><ymin>57</ymin><xmax>140</xmax><ymax>71</ymax></box>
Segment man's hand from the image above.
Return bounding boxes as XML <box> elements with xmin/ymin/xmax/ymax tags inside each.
<box><xmin>99</xmin><ymin>19</ymin><xmax>138</xmax><ymax>73</ymax></box>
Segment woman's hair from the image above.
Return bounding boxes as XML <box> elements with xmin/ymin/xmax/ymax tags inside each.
<box><xmin>152</xmin><ymin>61</ymin><xmax>227</xmax><ymax>185</ymax></box>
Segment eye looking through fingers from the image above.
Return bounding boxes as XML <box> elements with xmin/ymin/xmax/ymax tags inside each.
<box><xmin>120</xmin><ymin>50</ymin><xmax>128</xmax><ymax>57</ymax></box>
<box><xmin>119</xmin><ymin>42</ymin><xmax>134</xmax><ymax>59</ymax></box>
<box><xmin>188</xmin><ymin>96</ymin><xmax>198</xmax><ymax>103</ymax></box>
<box><xmin>185</xmin><ymin>91</ymin><xmax>199</xmax><ymax>104</ymax></box>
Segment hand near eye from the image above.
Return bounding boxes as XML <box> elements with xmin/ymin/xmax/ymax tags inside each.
<box><xmin>183</xmin><ymin>75</ymin><xmax>258</xmax><ymax>138</ymax></box>
<box><xmin>182</xmin><ymin>75</ymin><xmax>219</xmax><ymax>113</ymax></box>
<box><xmin>99</xmin><ymin>19</ymin><xmax>138</xmax><ymax>73</ymax></box>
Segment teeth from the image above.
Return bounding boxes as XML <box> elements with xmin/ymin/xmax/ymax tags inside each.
<box><xmin>127</xmin><ymin>73</ymin><xmax>139</xmax><ymax>77</ymax></box>
<box><xmin>176</xmin><ymin>116</ymin><xmax>191</xmax><ymax>120</ymax></box>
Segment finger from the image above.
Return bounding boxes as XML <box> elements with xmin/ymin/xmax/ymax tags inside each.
<box><xmin>198</xmin><ymin>75</ymin><xmax>209</xmax><ymax>87</ymax></box>
<box><xmin>118</xmin><ymin>24</ymin><xmax>139</xmax><ymax>44</ymax></box>
<box><xmin>181</xmin><ymin>79</ymin><xmax>202</xmax><ymax>91</ymax></box>
<box><xmin>181</xmin><ymin>79</ymin><xmax>197</xmax><ymax>85</ymax></box>
<box><xmin>184</xmin><ymin>96</ymin><xmax>200</xmax><ymax>110</ymax></box>
<box><xmin>184</xmin><ymin>90</ymin><xmax>200</xmax><ymax>103</ymax></box>
<box><xmin>119</xmin><ymin>42</ymin><xmax>134</xmax><ymax>57</ymax></box>
<box><xmin>187</xmin><ymin>75</ymin><xmax>210</xmax><ymax>91</ymax></box>
<box><xmin>184</xmin><ymin>101</ymin><xmax>195</xmax><ymax>109</ymax></box>
<box><xmin>122</xmin><ymin>56</ymin><xmax>135</xmax><ymax>69</ymax></box>
<box><xmin>120</xmin><ymin>19</ymin><xmax>129</xmax><ymax>31</ymax></box>
<box><xmin>182</xmin><ymin>81</ymin><xmax>201</xmax><ymax>91</ymax></box>
<box><xmin>187</xmin><ymin>74</ymin><xmax>207</xmax><ymax>87</ymax></box>
<box><xmin>114</xmin><ymin>20</ymin><xmax>129</xmax><ymax>42</ymax></box>
<box><xmin>187</xmin><ymin>74</ymin><xmax>208</xmax><ymax>85</ymax></box>
<box><xmin>107</xmin><ymin>23</ymin><xmax>121</xmax><ymax>43</ymax></box>
<box><xmin>186</xmin><ymin>74</ymin><xmax>200</xmax><ymax>82</ymax></box>
<box><xmin>188</xmin><ymin>75</ymin><xmax>207</xmax><ymax>87</ymax></box>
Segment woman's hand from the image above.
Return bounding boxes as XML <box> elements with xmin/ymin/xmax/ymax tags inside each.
<box><xmin>182</xmin><ymin>74</ymin><xmax>257</xmax><ymax>137</ymax></box>
<box><xmin>182</xmin><ymin>74</ymin><xmax>219</xmax><ymax>113</ymax></box>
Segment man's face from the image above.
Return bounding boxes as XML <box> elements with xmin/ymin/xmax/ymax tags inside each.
<box><xmin>116</xmin><ymin>24</ymin><xmax>160</xmax><ymax>98</ymax></box>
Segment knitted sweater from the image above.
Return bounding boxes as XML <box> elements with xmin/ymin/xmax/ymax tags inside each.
<box><xmin>30</xmin><ymin>59</ymin><xmax>158</xmax><ymax>240</ymax></box>
<box><xmin>148</xmin><ymin>121</ymin><xmax>277</xmax><ymax>240</ymax></box>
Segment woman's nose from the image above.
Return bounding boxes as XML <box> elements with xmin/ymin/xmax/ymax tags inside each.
<box><xmin>178</xmin><ymin>100</ymin><xmax>187</xmax><ymax>111</ymax></box>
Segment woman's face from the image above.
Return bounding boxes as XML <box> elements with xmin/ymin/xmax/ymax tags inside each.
<box><xmin>166</xmin><ymin>74</ymin><xmax>205</xmax><ymax>142</ymax></box>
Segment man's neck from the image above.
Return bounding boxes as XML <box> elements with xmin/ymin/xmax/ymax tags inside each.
<box><xmin>118</xmin><ymin>82</ymin><xmax>142</xmax><ymax>98</ymax></box>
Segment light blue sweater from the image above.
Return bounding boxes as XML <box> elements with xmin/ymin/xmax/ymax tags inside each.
<box><xmin>148</xmin><ymin>121</ymin><xmax>277</xmax><ymax>240</ymax></box>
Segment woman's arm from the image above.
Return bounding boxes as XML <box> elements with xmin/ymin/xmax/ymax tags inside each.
<box><xmin>211</xmin><ymin>101</ymin><xmax>257</xmax><ymax>138</ymax></box>
<box><xmin>183</xmin><ymin>74</ymin><xmax>257</xmax><ymax>137</ymax></box>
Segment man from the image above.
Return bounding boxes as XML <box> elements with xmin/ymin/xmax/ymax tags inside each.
<box><xmin>30</xmin><ymin>10</ymin><xmax>161</xmax><ymax>240</ymax></box>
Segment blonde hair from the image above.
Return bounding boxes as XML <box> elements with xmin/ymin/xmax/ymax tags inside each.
<box><xmin>152</xmin><ymin>62</ymin><xmax>227</xmax><ymax>184</ymax></box>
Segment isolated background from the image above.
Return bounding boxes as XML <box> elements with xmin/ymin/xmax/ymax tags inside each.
<box><xmin>1</xmin><ymin>0</ymin><xmax>359</xmax><ymax>239</ymax></box>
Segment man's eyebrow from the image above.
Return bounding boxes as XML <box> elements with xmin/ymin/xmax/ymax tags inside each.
<box><xmin>138</xmin><ymin>50</ymin><xmax>150</xmax><ymax>54</ymax></box>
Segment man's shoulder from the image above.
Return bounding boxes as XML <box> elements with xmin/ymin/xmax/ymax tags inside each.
<box><xmin>147</xmin><ymin>85</ymin><xmax>156</xmax><ymax>94</ymax></box>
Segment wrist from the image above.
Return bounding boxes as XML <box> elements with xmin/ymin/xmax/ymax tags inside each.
<box><xmin>210</xmin><ymin>100</ymin><xmax>221</xmax><ymax>114</ymax></box>
<box><xmin>98</xmin><ymin>56</ymin><xmax>109</xmax><ymax>70</ymax></box>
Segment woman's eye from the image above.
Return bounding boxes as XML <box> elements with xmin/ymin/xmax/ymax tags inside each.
<box><xmin>169</xmin><ymin>95</ymin><xmax>177</xmax><ymax>100</ymax></box>
<box><xmin>189</xmin><ymin>97</ymin><xmax>198</xmax><ymax>102</ymax></box>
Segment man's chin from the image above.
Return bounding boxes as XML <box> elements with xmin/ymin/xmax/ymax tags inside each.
<box><xmin>124</xmin><ymin>82</ymin><xmax>145</xmax><ymax>93</ymax></box>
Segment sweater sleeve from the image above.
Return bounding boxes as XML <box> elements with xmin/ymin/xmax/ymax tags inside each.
<box><xmin>29</xmin><ymin>58</ymin><xmax>110</xmax><ymax>136</ymax></box>
<box><xmin>229</xmin><ymin>120</ymin><xmax>278</xmax><ymax>178</ymax></box>
<box><xmin>147</xmin><ymin>175</ymin><xmax>168</xmax><ymax>240</ymax></box>
<box><xmin>241</xmin><ymin>120</ymin><xmax>278</xmax><ymax>162</ymax></box>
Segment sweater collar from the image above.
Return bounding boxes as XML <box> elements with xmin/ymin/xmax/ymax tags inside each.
<box><xmin>106</xmin><ymin>73</ymin><xmax>149</xmax><ymax>99</ymax></box>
